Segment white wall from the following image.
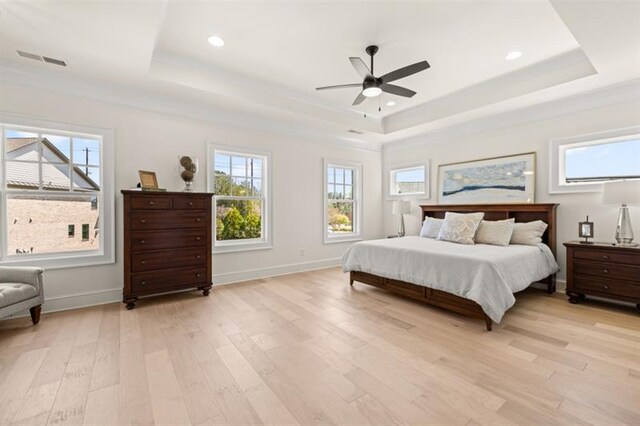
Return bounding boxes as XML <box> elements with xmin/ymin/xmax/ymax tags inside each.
<box><xmin>0</xmin><ymin>81</ymin><xmax>383</xmax><ymax>312</ymax></box>
<box><xmin>382</xmin><ymin>99</ymin><xmax>640</xmax><ymax>284</ymax></box>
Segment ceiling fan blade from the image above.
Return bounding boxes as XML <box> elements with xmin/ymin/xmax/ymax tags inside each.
<box><xmin>349</xmin><ymin>57</ymin><xmax>372</xmax><ymax>79</ymax></box>
<box><xmin>316</xmin><ymin>83</ymin><xmax>362</xmax><ymax>91</ymax></box>
<box><xmin>381</xmin><ymin>83</ymin><xmax>416</xmax><ymax>98</ymax></box>
<box><xmin>352</xmin><ymin>91</ymin><xmax>366</xmax><ymax>105</ymax></box>
<box><xmin>380</xmin><ymin>60</ymin><xmax>430</xmax><ymax>83</ymax></box>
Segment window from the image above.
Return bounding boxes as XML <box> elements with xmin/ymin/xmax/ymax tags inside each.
<box><xmin>324</xmin><ymin>159</ymin><xmax>363</xmax><ymax>243</ymax></box>
<box><xmin>0</xmin><ymin>115</ymin><xmax>115</xmax><ymax>269</ymax></box>
<box><xmin>550</xmin><ymin>127</ymin><xmax>640</xmax><ymax>193</ymax></box>
<box><xmin>388</xmin><ymin>161</ymin><xmax>429</xmax><ymax>198</ymax></box>
<box><xmin>209</xmin><ymin>145</ymin><xmax>271</xmax><ymax>252</ymax></box>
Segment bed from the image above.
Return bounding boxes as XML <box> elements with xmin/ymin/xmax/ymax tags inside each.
<box><xmin>343</xmin><ymin>203</ymin><xmax>559</xmax><ymax>330</ymax></box>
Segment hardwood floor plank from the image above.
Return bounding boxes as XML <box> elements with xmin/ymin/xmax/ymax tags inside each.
<box><xmin>144</xmin><ymin>349</ymin><xmax>192</xmax><ymax>426</ymax></box>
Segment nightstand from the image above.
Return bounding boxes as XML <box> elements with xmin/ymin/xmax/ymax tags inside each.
<box><xmin>564</xmin><ymin>241</ymin><xmax>640</xmax><ymax>311</ymax></box>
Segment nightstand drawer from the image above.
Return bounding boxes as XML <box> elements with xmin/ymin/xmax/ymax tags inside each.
<box><xmin>574</xmin><ymin>275</ymin><xmax>640</xmax><ymax>299</ymax></box>
<box><xmin>574</xmin><ymin>249</ymin><xmax>638</xmax><ymax>265</ymax></box>
<box><xmin>573</xmin><ymin>259</ymin><xmax>640</xmax><ymax>282</ymax></box>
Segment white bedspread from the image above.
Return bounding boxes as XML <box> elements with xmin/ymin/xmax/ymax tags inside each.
<box><xmin>341</xmin><ymin>236</ymin><xmax>559</xmax><ymax>323</ymax></box>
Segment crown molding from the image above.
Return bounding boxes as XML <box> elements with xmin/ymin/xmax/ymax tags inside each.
<box><xmin>0</xmin><ymin>65</ymin><xmax>382</xmax><ymax>153</ymax></box>
<box><xmin>383</xmin><ymin>78</ymin><xmax>640</xmax><ymax>153</ymax></box>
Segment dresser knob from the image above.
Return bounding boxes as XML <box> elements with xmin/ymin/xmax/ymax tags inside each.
<box><xmin>140</xmin><ymin>219</ymin><xmax>147</xmax><ymax>223</ymax></box>
<box><xmin>602</xmin><ymin>255</ymin><xmax>609</xmax><ymax>260</ymax></box>
<box><xmin>189</xmin><ymin>201</ymin><xmax>194</xmax><ymax>206</ymax></box>
<box><xmin>603</xmin><ymin>285</ymin><xmax>609</xmax><ymax>289</ymax></box>
<box><xmin>148</xmin><ymin>201</ymin><xmax>155</xmax><ymax>206</ymax></box>
<box><xmin>141</xmin><ymin>260</ymin><xmax>146</xmax><ymax>265</ymax></box>
<box><xmin>140</xmin><ymin>239</ymin><xmax>146</xmax><ymax>244</ymax></box>
<box><xmin>602</xmin><ymin>269</ymin><xmax>609</xmax><ymax>274</ymax></box>
<box><xmin>196</xmin><ymin>237</ymin><xmax>201</xmax><ymax>241</ymax></box>
<box><xmin>140</xmin><ymin>281</ymin><xmax>147</xmax><ymax>286</ymax></box>
<box><xmin>196</xmin><ymin>218</ymin><xmax>201</xmax><ymax>222</ymax></box>
<box><xmin>196</xmin><ymin>255</ymin><xmax>202</xmax><ymax>259</ymax></box>
<box><xmin>196</xmin><ymin>273</ymin><xmax>202</xmax><ymax>278</ymax></box>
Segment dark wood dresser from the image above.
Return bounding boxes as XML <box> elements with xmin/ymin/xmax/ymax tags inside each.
<box><xmin>121</xmin><ymin>190</ymin><xmax>213</xmax><ymax>309</ymax></box>
<box><xmin>564</xmin><ymin>241</ymin><xmax>640</xmax><ymax>310</ymax></box>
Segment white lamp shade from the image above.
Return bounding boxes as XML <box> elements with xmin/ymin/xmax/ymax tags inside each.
<box><xmin>602</xmin><ymin>180</ymin><xmax>640</xmax><ymax>206</ymax></box>
<box><xmin>392</xmin><ymin>200</ymin><xmax>411</xmax><ymax>215</ymax></box>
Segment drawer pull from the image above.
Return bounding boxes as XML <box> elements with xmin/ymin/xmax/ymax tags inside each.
<box><xmin>196</xmin><ymin>255</ymin><xmax>202</xmax><ymax>259</ymax></box>
<box><xmin>140</xmin><ymin>239</ymin><xmax>146</xmax><ymax>244</ymax></box>
<box><xmin>603</xmin><ymin>285</ymin><xmax>609</xmax><ymax>289</ymax></box>
<box><xmin>148</xmin><ymin>201</ymin><xmax>155</xmax><ymax>206</ymax></box>
<box><xmin>189</xmin><ymin>201</ymin><xmax>194</xmax><ymax>206</ymax></box>
<box><xmin>141</xmin><ymin>260</ymin><xmax>146</xmax><ymax>265</ymax></box>
<box><xmin>602</xmin><ymin>255</ymin><xmax>609</xmax><ymax>260</ymax></box>
<box><xmin>140</xmin><ymin>219</ymin><xmax>147</xmax><ymax>223</ymax></box>
<box><xmin>196</xmin><ymin>273</ymin><xmax>202</xmax><ymax>278</ymax></box>
<box><xmin>195</xmin><ymin>237</ymin><xmax>201</xmax><ymax>241</ymax></box>
<box><xmin>196</xmin><ymin>218</ymin><xmax>201</xmax><ymax>222</ymax></box>
<box><xmin>602</xmin><ymin>269</ymin><xmax>609</xmax><ymax>274</ymax></box>
<box><xmin>140</xmin><ymin>281</ymin><xmax>147</xmax><ymax>286</ymax></box>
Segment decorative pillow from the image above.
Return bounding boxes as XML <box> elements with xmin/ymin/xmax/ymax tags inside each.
<box><xmin>510</xmin><ymin>220</ymin><xmax>548</xmax><ymax>246</ymax></box>
<box><xmin>420</xmin><ymin>217</ymin><xmax>443</xmax><ymax>238</ymax></box>
<box><xmin>475</xmin><ymin>218</ymin><xmax>515</xmax><ymax>246</ymax></box>
<box><xmin>437</xmin><ymin>212</ymin><xmax>485</xmax><ymax>245</ymax></box>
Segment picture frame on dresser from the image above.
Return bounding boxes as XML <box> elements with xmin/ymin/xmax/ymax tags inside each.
<box><xmin>121</xmin><ymin>190</ymin><xmax>214</xmax><ymax>309</ymax></box>
<box><xmin>564</xmin><ymin>241</ymin><xmax>640</xmax><ymax>311</ymax></box>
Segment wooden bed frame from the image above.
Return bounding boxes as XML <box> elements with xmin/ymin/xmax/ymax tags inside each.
<box><xmin>350</xmin><ymin>203</ymin><xmax>558</xmax><ymax>331</ymax></box>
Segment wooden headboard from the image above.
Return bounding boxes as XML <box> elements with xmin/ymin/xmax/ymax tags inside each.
<box><xmin>420</xmin><ymin>203</ymin><xmax>559</xmax><ymax>257</ymax></box>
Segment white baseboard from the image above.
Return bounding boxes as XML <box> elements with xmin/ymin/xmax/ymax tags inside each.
<box><xmin>213</xmin><ymin>257</ymin><xmax>342</xmax><ymax>286</ymax></box>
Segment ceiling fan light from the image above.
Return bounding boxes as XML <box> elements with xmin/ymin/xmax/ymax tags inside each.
<box><xmin>362</xmin><ymin>87</ymin><xmax>382</xmax><ymax>97</ymax></box>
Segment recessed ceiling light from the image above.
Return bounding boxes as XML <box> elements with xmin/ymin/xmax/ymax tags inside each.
<box><xmin>207</xmin><ymin>35</ymin><xmax>225</xmax><ymax>47</ymax></box>
<box><xmin>505</xmin><ymin>51</ymin><xmax>522</xmax><ymax>61</ymax></box>
<box><xmin>386</xmin><ymin>101</ymin><xmax>396</xmax><ymax>107</ymax></box>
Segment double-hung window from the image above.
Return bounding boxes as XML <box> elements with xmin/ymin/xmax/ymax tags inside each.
<box><xmin>210</xmin><ymin>145</ymin><xmax>271</xmax><ymax>252</ymax></box>
<box><xmin>324</xmin><ymin>159</ymin><xmax>363</xmax><ymax>243</ymax></box>
<box><xmin>550</xmin><ymin>127</ymin><xmax>640</xmax><ymax>193</ymax></box>
<box><xmin>0</xmin><ymin>115</ymin><xmax>115</xmax><ymax>268</ymax></box>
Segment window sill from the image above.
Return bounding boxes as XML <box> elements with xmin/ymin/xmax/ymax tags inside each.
<box><xmin>324</xmin><ymin>236</ymin><xmax>363</xmax><ymax>245</ymax></box>
<box><xmin>213</xmin><ymin>243</ymin><xmax>273</xmax><ymax>254</ymax></box>
<box><xmin>0</xmin><ymin>252</ymin><xmax>115</xmax><ymax>270</ymax></box>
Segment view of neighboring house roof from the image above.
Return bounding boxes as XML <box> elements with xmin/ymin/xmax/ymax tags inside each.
<box><xmin>5</xmin><ymin>137</ymin><xmax>100</xmax><ymax>191</ymax></box>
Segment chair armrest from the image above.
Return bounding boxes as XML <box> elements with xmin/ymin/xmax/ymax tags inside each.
<box><xmin>0</xmin><ymin>267</ymin><xmax>44</xmax><ymax>294</ymax></box>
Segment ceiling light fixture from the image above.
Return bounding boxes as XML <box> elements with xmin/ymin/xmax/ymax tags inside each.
<box><xmin>207</xmin><ymin>35</ymin><xmax>225</xmax><ymax>47</ymax></box>
<box><xmin>386</xmin><ymin>101</ymin><xmax>396</xmax><ymax>107</ymax></box>
<box><xmin>505</xmin><ymin>51</ymin><xmax>522</xmax><ymax>61</ymax></box>
<box><xmin>362</xmin><ymin>87</ymin><xmax>382</xmax><ymax>97</ymax></box>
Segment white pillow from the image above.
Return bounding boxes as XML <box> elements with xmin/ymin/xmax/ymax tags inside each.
<box><xmin>420</xmin><ymin>217</ymin><xmax>443</xmax><ymax>238</ymax></box>
<box><xmin>510</xmin><ymin>220</ymin><xmax>548</xmax><ymax>246</ymax></box>
<box><xmin>475</xmin><ymin>218</ymin><xmax>515</xmax><ymax>246</ymax></box>
<box><xmin>437</xmin><ymin>212</ymin><xmax>485</xmax><ymax>245</ymax></box>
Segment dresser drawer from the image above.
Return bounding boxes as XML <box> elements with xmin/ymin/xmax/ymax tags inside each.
<box><xmin>574</xmin><ymin>248</ymin><xmax>638</xmax><ymax>265</ymax></box>
<box><xmin>131</xmin><ymin>247</ymin><xmax>207</xmax><ymax>273</ymax></box>
<box><xmin>131</xmin><ymin>211</ymin><xmax>208</xmax><ymax>230</ymax></box>
<box><xmin>130</xmin><ymin>195</ymin><xmax>172</xmax><ymax>210</ymax></box>
<box><xmin>131</xmin><ymin>229</ymin><xmax>207</xmax><ymax>251</ymax></box>
<box><xmin>573</xmin><ymin>259</ymin><xmax>640</xmax><ymax>282</ymax></box>
<box><xmin>173</xmin><ymin>196</ymin><xmax>208</xmax><ymax>210</ymax></box>
<box><xmin>131</xmin><ymin>266</ymin><xmax>208</xmax><ymax>293</ymax></box>
<box><xmin>574</xmin><ymin>275</ymin><xmax>640</xmax><ymax>299</ymax></box>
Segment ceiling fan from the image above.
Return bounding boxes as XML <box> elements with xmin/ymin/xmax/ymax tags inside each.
<box><xmin>316</xmin><ymin>45</ymin><xmax>430</xmax><ymax>106</ymax></box>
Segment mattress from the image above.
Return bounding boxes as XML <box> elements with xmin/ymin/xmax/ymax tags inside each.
<box><xmin>341</xmin><ymin>236</ymin><xmax>559</xmax><ymax>323</ymax></box>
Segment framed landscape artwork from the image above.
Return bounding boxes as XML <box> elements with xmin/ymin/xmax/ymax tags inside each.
<box><xmin>437</xmin><ymin>152</ymin><xmax>536</xmax><ymax>204</ymax></box>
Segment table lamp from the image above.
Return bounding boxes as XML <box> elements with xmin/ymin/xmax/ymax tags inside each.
<box><xmin>392</xmin><ymin>200</ymin><xmax>411</xmax><ymax>237</ymax></box>
<box><xmin>602</xmin><ymin>180</ymin><xmax>640</xmax><ymax>246</ymax></box>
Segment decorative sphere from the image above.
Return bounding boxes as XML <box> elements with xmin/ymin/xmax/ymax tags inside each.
<box><xmin>181</xmin><ymin>170</ymin><xmax>195</xmax><ymax>182</ymax></box>
<box><xmin>180</xmin><ymin>156</ymin><xmax>193</xmax><ymax>169</ymax></box>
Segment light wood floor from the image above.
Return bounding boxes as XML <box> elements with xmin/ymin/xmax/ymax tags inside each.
<box><xmin>1</xmin><ymin>267</ymin><xmax>639</xmax><ymax>425</ymax></box>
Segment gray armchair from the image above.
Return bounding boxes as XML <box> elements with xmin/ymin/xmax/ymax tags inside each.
<box><xmin>0</xmin><ymin>267</ymin><xmax>44</xmax><ymax>324</ymax></box>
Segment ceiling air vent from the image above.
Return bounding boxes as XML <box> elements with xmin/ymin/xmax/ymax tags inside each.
<box><xmin>347</xmin><ymin>129</ymin><xmax>364</xmax><ymax>135</ymax></box>
<box><xmin>17</xmin><ymin>50</ymin><xmax>67</xmax><ymax>67</ymax></box>
<box><xmin>17</xmin><ymin>50</ymin><xmax>42</xmax><ymax>61</ymax></box>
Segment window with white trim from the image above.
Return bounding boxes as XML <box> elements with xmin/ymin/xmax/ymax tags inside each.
<box><xmin>550</xmin><ymin>127</ymin><xmax>640</xmax><ymax>193</ymax></box>
<box><xmin>388</xmin><ymin>161</ymin><xmax>429</xmax><ymax>198</ymax></box>
<box><xmin>0</xmin><ymin>118</ymin><xmax>115</xmax><ymax>269</ymax></box>
<box><xmin>210</xmin><ymin>146</ymin><xmax>271</xmax><ymax>252</ymax></box>
<box><xmin>324</xmin><ymin>159</ymin><xmax>363</xmax><ymax>243</ymax></box>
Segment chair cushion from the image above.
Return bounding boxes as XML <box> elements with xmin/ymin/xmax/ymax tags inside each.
<box><xmin>0</xmin><ymin>283</ymin><xmax>38</xmax><ymax>307</ymax></box>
